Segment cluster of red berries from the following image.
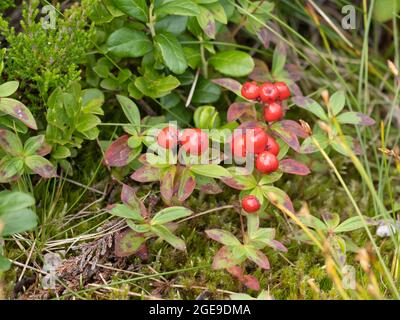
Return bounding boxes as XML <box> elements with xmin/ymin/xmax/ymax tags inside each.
<box><xmin>240</xmin><ymin>81</ymin><xmax>291</xmax><ymax>214</ymax></box>
<box><xmin>241</xmin><ymin>81</ymin><xmax>291</xmax><ymax>123</ymax></box>
<box><xmin>157</xmin><ymin>127</ymin><xmax>209</xmax><ymax>155</ymax></box>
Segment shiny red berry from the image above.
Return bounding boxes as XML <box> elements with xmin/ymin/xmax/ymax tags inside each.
<box><xmin>264</xmin><ymin>102</ymin><xmax>284</xmax><ymax>122</ymax></box>
<box><xmin>180</xmin><ymin>128</ymin><xmax>209</xmax><ymax>155</ymax></box>
<box><xmin>241</xmin><ymin>82</ymin><xmax>260</xmax><ymax>100</ymax></box>
<box><xmin>265</xmin><ymin>135</ymin><xmax>280</xmax><ymax>156</ymax></box>
<box><xmin>241</xmin><ymin>195</ymin><xmax>260</xmax><ymax>213</ymax></box>
<box><xmin>274</xmin><ymin>82</ymin><xmax>291</xmax><ymax>100</ymax></box>
<box><xmin>259</xmin><ymin>82</ymin><xmax>279</xmax><ymax>103</ymax></box>
<box><xmin>256</xmin><ymin>151</ymin><xmax>279</xmax><ymax>174</ymax></box>
<box><xmin>247</xmin><ymin>127</ymin><xmax>268</xmax><ymax>154</ymax></box>
<box><xmin>231</xmin><ymin>133</ymin><xmax>247</xmax><ymax>158</ymax></box>
<box><xmin>157</xmin><ymin>126</ymin><xmax>179</xmax><ymax>150</ymax></box>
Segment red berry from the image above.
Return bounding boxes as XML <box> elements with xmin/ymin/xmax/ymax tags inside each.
<box><xmin>180</xmin><ymin>128</ymin><xmax>209</xmax><ymax>155</ymax></box>
<box><xmin>264</xmin><ymin>102</ymin><xmax>284</xmax><ymax>122</ymax></box>
<box><xmin>274</xmin><ymin>82</ymin><xmax>291</xmax><ymax>100</ymax></box>
<box><xmin>265</xmin><ymin>135</ymin><xmax>280</xmax><ymax>156</ymax></box>
<box><xmin>231</xmin><ymin>133</ymin><xmax>247</xmax><ymax>158</ymax></box>
<box><xmin>256</xmin><ymin>151</ymin><xmax>279</xmax><ymax>174</ymax></box>
<box><xmin>157</xmin><ymin>126</ymin><xmax>179</xmax><ymax>150</ymax></box>
<box><xmin>241</xmin><ymin>82</ymin><xmax>260</xmax><ymax>100</ymax></box>
<box><xmin>242</xmin><ymin>195</ymin><xmax>260</xmax><ymax>213</ymax></box>
<box><xmin>259</xmin><ymin>82</ymin><xmax>279</xmax><ymax>103</ymax></box>
<box><xmin>246</xmin><ymin>127</ymin><xmax>268</xmax><ymax>154</ymax></box>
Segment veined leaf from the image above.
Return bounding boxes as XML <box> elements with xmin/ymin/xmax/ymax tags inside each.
<box><xmin>155</xmin><ymin>32</ymin><xmax>188</xmax><ymax>74</ymax></box>
<box><xmin>151</xmin><ymin>224</ymin><xmax>186</xmax><ymax>250</ymax></box>
<box><xmin>205</xmin><ymin>229</ymin><xmax>241</xmax><ymax>246</ymax></box>
<box><xmin>155</xmin><ymin>0</ymin><xmax>200</xmax><ymax>17</ymax></box>
<box><xmin>24</xmin><ymin>155</ymin><xmax>57</xmax><ymax>178</ymax></box>
<box><xmin>190</xmin><ymin>164</ymin><xmax>231</xmax><ymax>179</ymax></box>
<box><xmin>151</xmin><ymin>206</ymin><xmax>192</xmax><ymax>225</ymax></box>
<box><xmin>116</xmin><ymin>95</ymin><xmax>141</xmax><ymax>127</ymax></box>
<box><xmin>209</xmin><ymin>50</ymin><xmax>254</xmax><ymax>77</ymax></box>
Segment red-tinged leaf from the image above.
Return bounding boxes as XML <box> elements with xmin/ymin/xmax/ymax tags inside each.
<box><xmin>267</xmin><ymin>240</ymin><xmax>288</xmax><ymax>252</ymax></box>
<box><xmin>121</xmin><ymin>184</ymin><xmax>141</xmax><ymax>210</ymax></box>
<box><xmin>270</xmin><ymin>122</ymin><xmax>300</xmax><ymax>152</ymax></box>
<box><xmin>212</xmin><ymin>246</ymin><xmax>240</xmax><ymax>270</ymax></box>
<box><xmin>292</xmin><ymin>96</ymin><xmax>328</xmax><ymax>121</ymax></box>
<box><xmin>130</xmin><ymin>165</ymin><xmax>161</xmax><ymax>182</ymax></box>
<box><xmin>37</xmin><ymin>142</ymin><xmax>52</xmax><ymax>157</ymax></box>
<box><xmin>135</xmin><ymin>243</ymin><xmax>149</xmax><ymax>261</ymax></box>
<box><xmin>25</xmin><ymin>155</ymin><xmax>57</xmax><ymax>178</ymax></box>
<box><xmin>336</xmin><ymin>112</ymin><xmax>375</xmax><ymax>126</ymax></box>
<box><xmin>227</xmin><ymin>102</ymin><xmax>257</xmax><ymax>122</ymax></box>
<box><xmin>262</xmin><ymin>186</ymin><xmax>295</xmax><ymax>214</ymax></box>
<box><xmin>237</xmin><ymin>121</ymin><xmax>265</xmax><ymax>130</ymax></box>
<box><xmin>227</xmin><ymin>266</ymin><xmax>260</xmax><ymax>291</ymax></box>
<box><xmin>104</xmin><ymin>135</ymin><xmax>133</xmax><ymax>167</ymax></box>
<box><xmin>222</xmin><ymin>168</ymin><xmax>256</xmax><ymax>190</ymax></box>
<box><xmin>280</xmin><ymin>120</ymin><xmax>309</xmax><ymax>138</ymax></box>
<box><xmin>206</xmin><ymin>229</ymin><xmax>241</xmax><ymax>246</ymax></box>
<box><xmin>249</xmin><ymin>59</ymin><xmax>270</xmax><ymax>82</ymax></box>
<box><xmin>0</xmin><ymin>128</ymin><xmax>23</xmax><ymax>156</ymax></box>
<box><xmin>246</xmin><ymin>247</ymin><xmax>270</xmax><ymax>270</ymax></box>
<box><xmin>160</xmin><ymin>166</ymin><xmax>176</xmax><ymax>202</ymax></box>
<box><xmin>0</xmin><ymin>98</ymin><xmax>37</xmax><ymax>130</ymax></box>
<box><xmin>212</xmin><ymin>78</ymin><xmax>242</xmax><ymax>95</ymax></box>
<box><xmin>114</xmin><ymin>229</ymin><xmax>145</xmax><ymax>258</ymax></box>
<box><xmin>177</xmin><ymin>169</ymin><xmax>196</xmax><ymax>202</ymax></box>
<box><xmin>242</xmin><ymin>275</ymin><xmax>260</xmax><ymax>291</ymax></box>
<box><xmin>280</xmin><ymin>159</ymin><xmax>311</xmax><ymax>176</ymax></box>
<box><xmin>256</xmin><ymin>28</ymin><xmax>271</xmax><ymax>50</ymax></box>
<box><xmin>286</xmin><ymin>64</ymin><xmax>303</xmax><ymax>81</ymax></box>
<box><xmin>195</xmin><ymin>176</ymin><xmax>222</xmax><ymax>194</ymax></box>
<box><xmin>138</xmin><ymin>153</ymin><xmax>149</xmax><ymax>164</ymax></box>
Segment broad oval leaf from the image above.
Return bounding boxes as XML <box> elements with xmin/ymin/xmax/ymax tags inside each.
<box><xmin>292</xmin><ymin>96</ymin><xmax>328</xmax><ymax>121</ymax></box>
<box><xmin>109</xmin><ymin>203</ymin><xmax>144</xmax><ymax>222</ymax></box>
<box><xmin>335</xmin><ymin>216</ymin><xmax>367</xmax><ymax>233</ymax></box>
<box><xmin>154</xmin><ymin>32</ymin><xmax>188</xmax><ymax>74</ymax></box>
<box><xmin>212</xmin><ymin>246</ymin><xmax>242</xmax><ymax>270</ymax></box>
<box><xmin>212</xmin><ymin>78</ymin><xmax>242</xmax><ymax>96</ymax></box>
<box><xmin>25</xmin><ymin>155</ymin><xmax>57</xmax><ymax>178</ymax></box>
<box><xmin>155</xmin><ymin>0</ymin><xmax>200</xmax><ymax>17</ymax></box>
<box><xmin>151</xmin><ymin>206</ymin><xmax>192</xmax><ymax>225</ymax></box>
<box><xmin>130</xmin><ymin>165</ymin><xmax>161</xmax><ymax>182</ymax></box>
<box><xmin>0</xmin><ymin>209</ymin><xmax>37</xmax><ymax>237</ymax></box>
<box><xmin>108</xmin><ymin>0</ymin><xmax>149</xmax><ymax>22</ymax></box>
<box><xmin>104</xmin><ymin>135</ymin><xmax>134</xmax><ymax>167</ymax></box>
<box><xmin>151</xmin><ymin>224</ymin><xmax>186</xmax><ymax>251</ymax></box>
<box><xmin>116</xmin><ymin>95</ymin><xmax>140</xmax><ymax>127</ymax></box>
<box><xmin>114</xmin><ymin>230</ymin><xmax>145</xmax><ymax>257</ymax></box>
<box><xmin>190</xmin><ymin>164</ymin><xmax>231</xmax><ymax>179</ymax></box>
<box><xmin>0</xmin><ymin>81</ymin><xmax>19</xmax><ymax>97</ymax></box>
<box><xmin>227</xmin><ymin>102</ymin><xmax>256</xmax><ymax>122</ymax></box>
<box><xmin>0</xmin><ymin>128</ymin><xmax>23</xmax><ymax>156</ymax></box>
<box><xmin>329</xmin><ymin>91</ymin><xmax>346</xmax><ymax>116</ymax></box>
<box><xmin>245</xmin><ymin>247</ymin><xmax>270</xmax><ymax>270</ymax></box>
<box><xmin>262</xmin><ymin>185</ymin><xmax>295</xmax><ymax>214</ymax></box>
<box><xmin>270</xmin><ymin>121</ymin><xmax>300</xmax><ymax>152</ymax></box>
<box><xmin>0</xmin><ymin>98</ymin><xmax>37</xmax><ymax>129</ymax></box>
<box><xmin>105</xmin><ymin>28</ymin><xmax>153</xmax><ymax>58</ymax></box>
<box><xmin>209</xmin><ymin>50</ymin><xmax>254</xmax><ymax>77</ymax></box>
<box><xmin>177</xmin><ymin>169</ymin><xmax>196</xmax><ymax>202</ymax></box>
<box><xmin>279</xmin><ymin>159</ymin><xmax>311</xmax><ymax>176</ymax></box>
<box><xmin>336</xmin><ymin>112</ymin><xmax>375</xmax><ymax>126</ymax></box>
<box><xmin>205</xmin><ymin>229</ymin><xmax>241</xmax><ymax>246</ymax></box>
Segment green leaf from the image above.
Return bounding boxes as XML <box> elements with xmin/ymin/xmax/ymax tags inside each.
<box><xmin>209</xmin><ymin>50</ymin><xmax>254</xmax><ymax>77</ymax></box>
<box><xmin>292</xmin><ymin>96</ymin><xmax>328</xmax><ymax>121</ymax></box>
<box><xmin>222</xmin><ymin>167</ymin><xmax>257</xmax><ymax>190</ymax></box>
<box><xmin>272</xmin><ymin>44</ymin><xmax>286</xmax><ymax>76</ymax></box>
<box><xmin>82</xmin><ymin>89</ymin><xmax>105</xmax><ymax>115</ymax></box>
<box><xmin>297</xmin><ymin>215</ymin><xmax>327</xmax><ymax>231</ymax></box>
<box><xmin>24</xmin><ymin>135</ymin><xmax>45</xmax><ymax>155</ymax></box>
<box><xmin>300</xmin><ymin>133</ymin><xmax>329</xmax><ymax>154</ymax></box>
<box><xmin>329</xmin><ymin>91</ymin><xmax>346</xmax><ymax>116</ymax></box>
<box><xmin>212</xmin><ymin>246</ymin><xmax>243</xmax><ymax>269</ymax></box>
<box><xmin>335</xmin><ymin>216</ymin><xmax>366</xmax><ymax>233</ymax></box>
<box><xmin>261</xmin><ymin>185</ymin><xmax>295</xmax><ymax>214</ymax></box>
<box><xmin>205</xmin><ymin>229</ymin><xmax>241</xmax><ymax>246</ymax></box>
<box><xmin>24</xmin><ymin>155</ymin><xmax>57</xmax><ymax>178</ymax></box>
<box><xmin>76</xmin><ymin>114</ymin><xmax>101</xmax><ymax>133</ymax></box>
<box><xmin>110</xmin><ymin>204</ymin><xmax>144</xmax><ymax>222</ymax></box>
<box><xmin>0</xmin><ymin>191</ymin><xmax>35</xmax><ymax>213</ymax></box>
<box><xmin>258</xmin><ymin>171</ymin><xmax>283</xmax><ymax>185</ymax></box>
<box><xmin>322</xmin><ymin>213</ymin><xmax>340</xmax><ymax>229</ymax></box>
<box><xmin>373</xmin><ymin>0</ymin><xmax>400</xmax><ymax>22</ymax></box>
<box><xmin>154</xmin><ymin>32</ymin><xmax>188</xmax><ymax>74</ymax></box>
<box><xmin>156</xmin><ymin>15</ymin><xmax>188</xmax><ymax>35</ymax></box>
<box><xmin>116</xmin><ymin>95</ymin><xmax>141</xmax><ymax>127</ymax></box>
<box><xmin>205</xmin><ymin>2</ymin><xmax>227</xmax><ymax>24</ymax></box>
<box><xmin>192</xmin><ymin>78</ymin><xmax>221</xmax><ymax>104</ymax></box>
<box><xmin>135</xmin><ymin>75</ymin><xmax>180</xmax><ymax>98</ymax></box>
<box><xmin>151</xmin><ymin>206</ymin><xmax>192</xmax><ymax>225</ymax></box>
<box><xmin>190</xmin><ymin>164</ymin><xmax>231</xmax><ymax>179</ymax></box>
<box><xmin>0</xmin><ymin>209</ymin><xmax>37</xmax><ymax>236</ymax></box>
<box><xmin>0</xmin><ymin>156</ymin><xmax>24</xmax><ymax>182</ymax></box>
<box><xmin>151</xmin><ymin>224</ymin><xmax>186</xmax><ymax>250</ymax></box>
<box><xmin>105</xmin><ymin>28</ymin><xmax>153</xmax><ymax>58</ymax></box>
<box><xmin>0</xmin><ymin>254</ymin><xmax>11</xmax><ymax>272</ymax></box>
<box><xmin>197</xmin><ymin>6</ymin><xmax>216</xmax><ymax>38</ymax></box>
<box><xmin>0</xmin><ymin>81</ymin><xmax>19</xmax><ymax>97</ymax></box>
<box><xmin>126</xmin><ymin>220</ymin><xmax>150</xmax><ymax>233</ymax></box>
<box><xmin>114</xmin><ymin>230</ymin><xmax>145</xmax><ymax>257</ymax></box>
<box><xmin>0</xmin><ymin>98</ymin><xmax>37</xmax><ymax>130</ymax></box>
<box><xmin>108</xmin><ymin>0</ymin><xmax>149</xmax><ymax>22</ymax></box>
<box><xmin>331</xmin><ymin>135</ymin><xmax>359</xmax><ymax>157</ymax></box>
<box><xmin>155</xmin><ymin>0</ymin><xmax>200</xmax><ymax>17</ymax></box>
<box><xmin>0</xmin><ymin>128</ymin><xmax>23</xmax><ymax>156</ymax></box>
<box><xmin>245</xmin><ymin>246</ymin><xmax>270</xmax><ymax>269</ymax></box>
<box><xmin>336</xmin><ymin>112</ymin><xmax>375</xmax><ymax>126</ymax></box>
